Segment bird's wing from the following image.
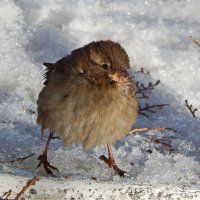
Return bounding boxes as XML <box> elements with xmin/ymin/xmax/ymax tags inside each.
<box><xmin>43</xmin><ymin>56</ymin><xmax>72</xmax><ymax>85</ymax></box>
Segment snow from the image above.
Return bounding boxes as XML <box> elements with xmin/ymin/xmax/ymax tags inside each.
<box><xmin>0</xmin><ymin>0</ymin><xmax>200</xmax><ymax>199</ymax></box>
<box><xmin>1</xmin><ymin>174</ymin><xmax>200</xmax><ymax>200</ymax></box>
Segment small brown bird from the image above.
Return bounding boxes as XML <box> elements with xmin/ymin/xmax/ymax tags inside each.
<box><xmin>36</xmin><ymin>40</ymin><xmax>138</xmax><ymax>176</ymax></box>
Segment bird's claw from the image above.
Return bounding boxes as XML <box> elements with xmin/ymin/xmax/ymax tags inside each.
<box><xmin>112</xmin><ymin>164</ymin><xmax>128</xmax><ymax>177</ymax></box>
<box><xmin>36</xmin><ymin>154</ymin><xmax>59</xmax><ymax>175</ymax></box>
<box><xmin>99</xmin><ymin>155</ymin><xmax>128</xmax><ymax>177</ymax></box>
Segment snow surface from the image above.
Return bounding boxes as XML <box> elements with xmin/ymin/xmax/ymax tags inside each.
<box><xmin>0</xmin><ymin>0</ymin><xmax>200</xmax><ymax>199</ymax></box>
<box><xmin>1</xmin><ymin>174</ymin><xmax>200</xmax><ymax>200</ymax></box>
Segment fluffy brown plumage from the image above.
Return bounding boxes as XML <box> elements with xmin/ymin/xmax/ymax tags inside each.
<box><xmin>36</xmin><ymin>40</ymin><xmax>138</xmax><ymax>175</ymax></box>
<box><xmin>37</xmin><ymin>40</ymin><xmax>137</xmax><ymax>148</ymax></box>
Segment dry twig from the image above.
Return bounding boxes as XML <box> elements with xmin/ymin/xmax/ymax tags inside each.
<box><xmin>130</xmin><ymin>127</ymin><xmax>177</xmax><ymax>134</ymax></box>
<box><xmin>14</xmin><ymin>176</ymin><xmax>39</xmax><ymax>200</ymax></box>
<box><xmin>138</xmin><ymin>67</ymin><xmax>150</xmax><ymax>75</ymax></box>
<box><xmin>185</xmin><ymin>99</ymin><xmax>198</xmax><ymax>118</ymax></box>
<box><xmin>138</xmin><ymin>103</ymin><xmax>169</xmax><ymax>117</ymax></box>
<box><xmin>189</xmin><ymin>35</ymin><xmax>200</xmax><ymax>47</ymax></box>
<box><xmin>129</xmin><ymin>127</ymin><xmax>176</xmax><ymax>148</ymax></box>
<box><xmin>147</xmin><ymin>138</ymin><xmax>172</xmax><ymax>148</ymax></box>
<box><xmin>136</xmin><ymin>80</ymin><xmax>160</xmax><ymax>99</ymax></box>
<box><xmin>1</xmin><ymin>189</ymin><xmax>12</xmax><ymax>199</ymax></box>
<box><xmin>11</xmin><ymin>153</ymin><xmax>34</xmax><ymax>163</ymax></box>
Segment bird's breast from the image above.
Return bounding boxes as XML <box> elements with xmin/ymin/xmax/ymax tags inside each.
<box><xmin>37</xmin><ymin>78</ymin><xmax>137</xmax><ymax>149</ymax></box>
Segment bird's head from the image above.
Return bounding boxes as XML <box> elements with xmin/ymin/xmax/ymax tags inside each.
<box><xmin>72</xmin><ymin>40</ymin><xmax>132</xmax><ymax>88</ymax></box>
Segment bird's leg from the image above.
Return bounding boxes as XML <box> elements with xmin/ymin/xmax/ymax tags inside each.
<box><xmin>36</xmin><ymin>132</ymin><xmax>59</xmax><ymax>175</ymax></box>
<box><xmin>99</xmin><ymin>145</ymin><xmax>127</xmax><ymax>177</ymax></box>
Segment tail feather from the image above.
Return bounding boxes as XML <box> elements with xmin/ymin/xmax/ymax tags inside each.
<box><xmin>43</xmin><ymin>63</ymin><xmax>55</xmax><ymax>85</ymax></box>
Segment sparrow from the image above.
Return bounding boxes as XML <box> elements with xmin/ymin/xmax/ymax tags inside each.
<box><xmin>36</xmin><ymin>40</ymin><xmax>138</xmax><ymax>176</ymax></box>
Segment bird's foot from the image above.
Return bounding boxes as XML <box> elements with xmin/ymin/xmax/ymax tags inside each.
<box><xmin>36</xmin><ymin>153</ymin><xmax>59</xmax><ymax>175</ymax></box>
<box><xmin>99</xmin><ymin>155</ymin><xmax>127</xmax><ymax>177</ymax></box>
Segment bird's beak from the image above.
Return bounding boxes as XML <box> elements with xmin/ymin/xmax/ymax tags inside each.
<box><xmin>110</xmin><ymin>69</ymin><xmax>130</xmax><ymax>83</ymax></box>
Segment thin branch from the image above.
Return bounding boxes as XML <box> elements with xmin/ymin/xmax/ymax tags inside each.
<box><xmin>147</xmin><ymin>138</ymin><xmax>172</xmax><ymax>148</ymax></box>
<box><xmin>23</xmin><ymin>108</ymin><xmax>36</xmax><ymax>115</ymax></box>
<box><xmin>185</xmin><ymin>99</ymin><xmax>198</xmax><ymax>118</ymax></box>
<box><xmin>52</xmin><ymin>136</ymin><xmax>60</xmax><ymax>140</ymax></box>
<box><xmin>129</xmin><ymin>127</ymin><xmax>177</xmax><ymax>134</ymax></box>
<box><xmin>15</xmin><ymin>177</ymin><xmax>39</xmax><ymax>200</ymax></box>
<box><xmin>189</xmin><ymin>35</ymin><xmax>200</xmax><ymax>47</ymax></box>
<box><xmin>138</xmin><ymin>103</ymin><xmax>169</xmax><ymax>117</ymax></box>
<box><xmin>1</xmin><ymin>189</ymin><xmax>12</xmax><ymax>199</ymax></box>
<box><xmin>129</xmin><ymin>128</ymin><xmax>176</xmax><ymax>149</ymax></box>
<box><xmin>11</xmin><ymin>153</ymin><xmax>34</xmax><ymax>163</ymax></box>
<box><xmin>136</xmin><ymin>80</ymin><xmax>160</xmax><ymax>99</ymax></box>
<box><xmin>138</xmin><ymin>67</ymin><xmax>150</xmax><ymax>75</ymax></box>
<box><xmin>0</xmin><ymin>120</ymin><xmax>12</xmax><ymax>124</ymax></box>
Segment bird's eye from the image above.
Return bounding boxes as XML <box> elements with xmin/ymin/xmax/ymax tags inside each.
<box><xmin>101</xmin><ymin>63</ymin><xmax>110</xmax><ymax>70</ymax></box>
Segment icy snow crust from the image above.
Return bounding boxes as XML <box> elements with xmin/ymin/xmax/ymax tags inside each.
<box><xmin>0</xmin><ymin>0</ymin><xmax>200</xmax><ymax>196</ymax></box>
